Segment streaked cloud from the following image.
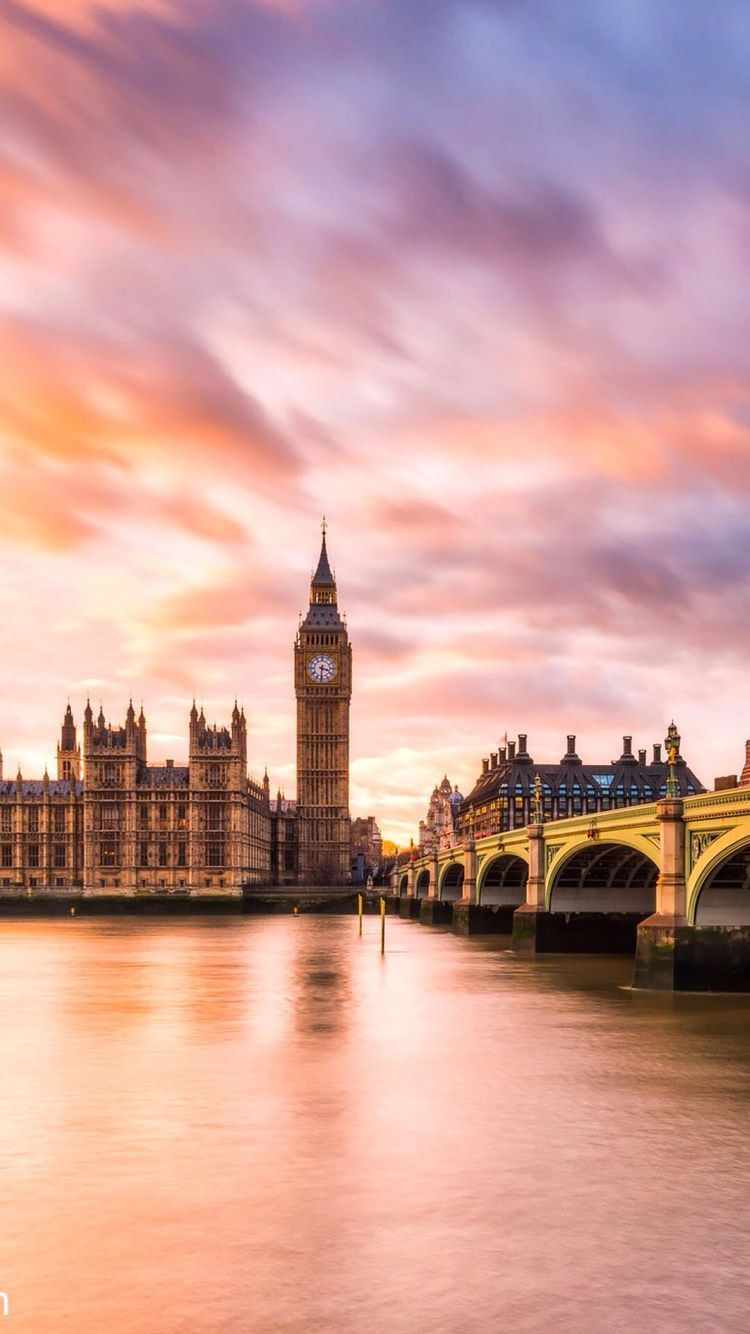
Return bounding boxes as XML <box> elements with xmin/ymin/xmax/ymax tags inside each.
<box><xmin>0</xmin><ymin>0</ymin><xmax>748</xmax><ymax>840</ymax></box>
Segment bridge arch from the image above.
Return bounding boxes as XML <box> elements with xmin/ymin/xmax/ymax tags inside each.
<box><xmin>547</xmin><ymin>839</ymin><xmax>658</xmax><ymax>916</ymax></box>
<box><xmin>398</xmin><ymin>873</ymin><xmax>409</xmax><ymax>897</ymax></box>
<box><xmin>438</xmin><ymin>861</ymin><xmax>464</xmax><ymax>902</ymax></box>
<box><xmin>690</xmin><ymin>833</ymin><xmax>750</xmax><ymax>925</ymax></box>
<box><xmin>415</xmin><ymin>868</ymin><xmax>430</xmax><ymax>898</ymax></box>
<box><xmin>477</xmin><ymin>853</ymin><xmax>528</xmax><ymax>907</ymax></box>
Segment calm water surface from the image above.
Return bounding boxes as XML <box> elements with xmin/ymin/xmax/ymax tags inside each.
<box><xmin>1</xmin><ymin>915</ymin><xmax>750</xmax><ymax>1333</ymax></box>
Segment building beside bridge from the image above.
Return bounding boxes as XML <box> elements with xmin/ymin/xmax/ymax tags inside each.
<box><xmin>418</xmin><ymin>776</ymin><xmax>463</xmax><ymax>853</ymax></box>
<box><xmin>456</xmin><ymin>733</ymin><xmax>704</xmax><ymax>841</ymax></box>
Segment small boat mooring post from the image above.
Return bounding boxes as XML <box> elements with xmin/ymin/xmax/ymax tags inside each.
<box><xmin>380</xmin><ymin>896</ymin><xmax>385</xmax><ymax>955</ymax></box>
<box><xmin>357</xmin><ymin>893</ymin><xmax>363</xmax><ymax>937</ymax></box>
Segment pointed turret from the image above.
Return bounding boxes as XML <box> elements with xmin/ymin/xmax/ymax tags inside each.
<box><xmin>58</xmin><ymin>702</ymin><xmax>81</xmax><ymax>780</ymax></box>
<box><xmin>302</xmin><ymin>520</ymin><xmax>344</xmax><ymax>627</ymax></box>
<box><xmin>61</xmin><ymin>703</ymin><xmax>76</xmax><ymax>750</ymax></box>
<box><xmin>312</xmin><ymin>521</ymin><xmax>336</xmax><ymax>591</ymax></box>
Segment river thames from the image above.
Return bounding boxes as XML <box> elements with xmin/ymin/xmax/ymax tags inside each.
<box><xmin>2</xmin><ymin>915</ymin><xmax>750</xmax><ymax>1332</ymax></box>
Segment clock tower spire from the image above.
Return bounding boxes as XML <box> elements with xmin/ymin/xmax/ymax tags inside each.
<box><xmin>295</xmin><ymin>520</ymin><xmax>352</xmax><ymax>884</ymax></box>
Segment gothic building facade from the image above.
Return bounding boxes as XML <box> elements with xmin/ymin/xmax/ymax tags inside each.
<box><xmin>0</xmin><ymin>702</ymin><xmax>270</xmax><ymax>895</ymax></box>
<box><xmin>0</xmin><ymin>528</ymin><xmax>353</xmax><ymax>896</ymax></box>
<box><xmin>418</xmin><ymin>776</ymin><xmax>463</xmax><ymax>854</ymax></box>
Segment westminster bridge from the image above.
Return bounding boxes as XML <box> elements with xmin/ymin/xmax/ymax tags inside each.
<box><xmin>388</xmin><ymin>787</ymin><xmax>750</xmax><ymax>991</ymax></box>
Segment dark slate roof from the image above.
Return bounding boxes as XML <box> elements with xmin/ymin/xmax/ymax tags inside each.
<box><xmin>301</xmin><ymin>603</ymin><xmax>344</xmax><ymax>630</ymax></box>
<box><xmin>0</xmin><ymin>779</ymin><xmax>82</xmax><ymax>798</ymax></box>
<box><xmin>138</xmin><ymin>765</ymin><xmax>189</xmax><ymax>788</ymax></box>
<box><xmin>312</xmin><ymin>533</ymin><xmax>335</xmax><ymax>587</ymax></box>
<box><xmin>193</xmin><ymin>727</ymin><xmax>232</xmax><ymax>750</ymax></box>
<box><xmin>90</xmin><ymin>727</ymin><xmax>128</xmax><ymax>748</ymax></box>
<box><xmin>461</xmin><ymin>755</ymin><xmax>704</xmax><ymax>811</ymax></box>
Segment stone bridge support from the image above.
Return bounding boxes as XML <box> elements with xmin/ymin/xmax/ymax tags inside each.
<box><xmin>509</xmin><ymin>823</ymin><xmax>545</xmax><ymax>951</ymax></box>
<box><xmin>633</xmin><ymin>798</ymin><xmax>686</xmax><ymax>988</ymax></box>
<box><xmin>631</xmin><ymin>797</ymin><xmax>749</xmax><ymax>991</ymax></box>
<box><xmin>397</xmin><ymin>862</ymin><xmax>421</xmax><ymax>919</ymax></box>
<box><xmin>450</xmin><ymin>840</ymin><xmax>483</xmax><ymax>934</ymax></box>
<box><xmin>428</xmin><ymin>851</ymin><xmax>439</xmax><ymax>900</ymax></box>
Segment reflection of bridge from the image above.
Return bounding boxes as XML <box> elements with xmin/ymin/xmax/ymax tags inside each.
<box><xmin>390</xmin><ymin>789</ymin><xmax>750</xmax><ymax>991</ymax></box>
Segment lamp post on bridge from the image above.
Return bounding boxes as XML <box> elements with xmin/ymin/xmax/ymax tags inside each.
<box><xmin>665</xmin><ymin>721</ymin><xmax>681</xmax><ymax>799</ymax></box>
<box><xmin>633</xmin><ymin>719</ymin><xmax>687</xmax><ymax>989</ymax></box>
<box><xmin>532</xmin><ymin>772</ymin><xmax>543</xmax><ymax>826</ymax></box>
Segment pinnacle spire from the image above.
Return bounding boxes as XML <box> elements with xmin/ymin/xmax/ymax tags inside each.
<box><xmin>311</xmin><ymin>518</ymin><xmax>335</xmax><ymax>588</ymax></box>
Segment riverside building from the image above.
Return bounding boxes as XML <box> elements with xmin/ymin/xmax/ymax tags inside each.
<box><xmin>456</xmin><ymin>733</ymin><xmax>705</xmax><ymax>842</ymax></box>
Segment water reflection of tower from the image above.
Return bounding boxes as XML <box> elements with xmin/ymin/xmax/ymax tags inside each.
<box><xmin>290</xmin><ymin>918</ymin><xmax>352</xmax><ymax>1039</ymax></box>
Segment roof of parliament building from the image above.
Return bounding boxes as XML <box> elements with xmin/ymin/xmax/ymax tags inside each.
<box><xmin>0</xmin><ymin>779</ymin><xmax>83</xmax><ymax>799</ymax></box>
<box><xmin>461</xmin><ymin>732</ymin><xmax>705</xmax><ymax>814</ymax></box>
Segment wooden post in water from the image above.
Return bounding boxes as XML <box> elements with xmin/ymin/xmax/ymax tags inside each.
<box><xmin>380</xmin><ymin>896</ymin><xmax>385</xmax><ymax>955</ymax></box>
<box><xmin>357</xmin><ymin>893</ymin><xmax>363</xmax><ymax>937</ymax></box>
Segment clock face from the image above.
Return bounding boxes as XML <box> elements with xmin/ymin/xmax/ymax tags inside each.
<box><xmin>307</xmin><ymin>653</ymin><xmax>337</xmax><ymax>683</ymax></box>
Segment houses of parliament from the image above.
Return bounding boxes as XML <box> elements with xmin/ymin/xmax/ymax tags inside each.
<box><xmin>0</xmin><ymin>529</ymin><xmax>353</xmax><ymax>895</ymax></box>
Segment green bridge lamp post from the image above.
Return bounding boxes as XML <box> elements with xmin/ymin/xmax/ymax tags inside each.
<box><xmin>532</xmin><ymin>773</ymin><xmax>543</xmax><ymax>826</ymax></box>
<box><xmin>665</xmin><ymin>721</ymin><xmax>681</xmax><ymax>800</ymax></box>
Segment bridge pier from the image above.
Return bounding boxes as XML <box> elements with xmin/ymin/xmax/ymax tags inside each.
<box><xmin>634</xmin><ymin>923</ymin><xmax>750</xmax><ymax>991</ymax></box>
<box><xmin>420</xmin><ymin>898</ymin><xmax>453</xmax><ymax>925</ymax></box>
<box><xmin>453</xmin><ymin>902</ymin><xmax>518</xmax><ymax>935</ymax></box>
<box><xmin>428</xmin><ymin>851</ymin><xmax>439</xmax><ymax>899</ymax></box>
<box><xmin>396</xmin><ymin>863</ymin><xmax>421</xmax><ymax>919</ymax></box>
<box><xmin>632</xmin><ymin>796</ymin><xmax>707</xmax><ymax>988</ymax></box>
<box><xmin>511</xmin><ymin>822</ymin><xmax>547</xmax><ymax>952</ymax></box>
<box><xmin>451</xmin><ymin>840</ymin><xmax>500</xmax><ymax>934</ymax></box>
<box><xmin>398</xmin><ymin>896</ymin><xmax>421</xmax><ymax>919</ymax></box>
<box><xmin>513</xmin><ymin>909</ymin><xmax>647</xmax><ymax>954</ymax></box>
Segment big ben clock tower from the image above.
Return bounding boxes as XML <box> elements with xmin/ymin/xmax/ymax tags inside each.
<box><xmin>295</xmin><ymin>521</ymin><xmax>352</xmax><ymax>884</ymax></box>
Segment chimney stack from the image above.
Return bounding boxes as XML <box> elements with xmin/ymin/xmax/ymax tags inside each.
<box><xmin>622</xmin><ymin>735</ymin><xmax>633</xmax><ymax>758</ymax></box>
<box><xmin>638</xmin><ymin>749</ymin><xmax>647</xmax><ymax>766</ymax></box>
<box><xmin>567</xmin><ymin>735</ymin><xmax>576</xmax><ymax>755</ymax></box>
<box><xmin>490</xmin><ymin>752</ymin><xmax>498</xmax><ymax>769</ymax></box>
<box><xmin>482</xmin><ymin>758</ymin><xmax>489</xmax><ymax>774</ymax></box>
<box><xmin>518</xmin><ymin>734</ymin><xmax>528</xmax><ymax>756</ymax></box>
<box><xmin>653</xmin><ymin>743</ymin><xmax>662</xmax><ymax>763</ymax></box>
<box><xmin>508</xmin><ymin>741</ymin><xmax>516</xmax><ymax>760</ymax></box>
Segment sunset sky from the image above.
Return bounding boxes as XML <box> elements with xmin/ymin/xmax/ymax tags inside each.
<box><xmin>1</xmin><ymin>0</ymin><xmax>749</xmax><ymax>842</ymax></box>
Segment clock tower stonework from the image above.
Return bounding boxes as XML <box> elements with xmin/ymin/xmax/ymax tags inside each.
<box><xmin>295</xmin><ymin>525</ymin><xmax>352</xmax><ymax>884</ymax></box>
